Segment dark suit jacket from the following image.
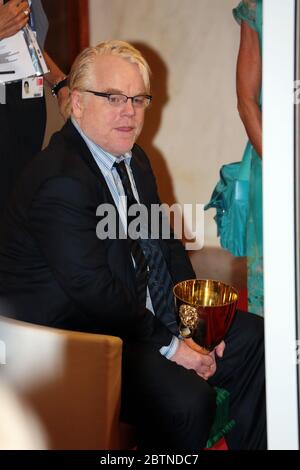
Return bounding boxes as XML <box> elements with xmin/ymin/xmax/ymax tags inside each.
<box><xmin>0</xmin><ymin>120</ymin><xmax>195</xmax><ymax>349</ymax></box>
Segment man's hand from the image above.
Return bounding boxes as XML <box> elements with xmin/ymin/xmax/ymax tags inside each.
<box><xmin>0</xmin><ymin>0</ymin><xmax>30</xmax><ymax>41</ymax></box>
<box><xmin>214</xmin><ymin>340</ymin><xmax>225</xmax><ymax>358</ymax></box>
<box><xmin>170</xmin><ymin>339</ymin><xmax>217</xmax><ymax>380</ymax></box>
<box><xmin>170</xmin><ymin>339</ymin><xmax>226</xmax><ymax>380</ymax></box>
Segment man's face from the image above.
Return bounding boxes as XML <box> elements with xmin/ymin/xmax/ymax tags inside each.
<box><xmin>72</xmin><ymin>55</ymin><xmax>147</xmax><ymax>156</ymax></box>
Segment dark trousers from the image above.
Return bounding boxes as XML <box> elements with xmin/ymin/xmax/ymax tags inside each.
<box><xmin>0</xmin><ymin>82</ymin><xmax>46</xmax><ymax>217</ymax></box>
<box><xmin>121</xmin><ymin>311</ymin><xmax>266</xmax><ymax>450</ymax></box>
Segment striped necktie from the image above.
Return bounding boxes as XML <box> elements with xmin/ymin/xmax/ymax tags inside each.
<box><xmin>114</xmin><ymin>160</ymin><xmax>148</xmax><ymax>308</ymax></box>
<box><xmin>114</xmin><ymin>160</ymin><xmax>178</xmax><ymax>334</ymax></box>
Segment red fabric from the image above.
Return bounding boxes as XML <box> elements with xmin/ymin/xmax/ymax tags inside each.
<box><xmin>204</xmin><ymin>437</ymin><xmax>229</xmax><ymax>451</ymax></box>
<box><xmin>237</xmin><ymin>288</ymin><xmax>248</xmax><ymax>311</ymax></box>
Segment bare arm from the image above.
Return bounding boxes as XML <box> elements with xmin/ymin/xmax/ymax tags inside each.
<box><xmin>43</xmin><ymin>50</ymin><xmax>69</xmax><ymax>119</ymax></box>
<box><xmin>0</xmin><ymin>2</ymin><xmax>69</xmax><ymax>119</ymax></box>
<box><xmin>0</xmin><ymin>0</ymin><xmax>29</xmax><ymax>40</ymax></box>
<box><xmin>236</xmin><ymin>20</ymin><xmax>262</xmax><ymax>158</ymax></box>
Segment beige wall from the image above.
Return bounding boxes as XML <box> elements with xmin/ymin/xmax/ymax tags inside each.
<box><xmin>45</xmin><ymin>0</ymin><xmax>248</xmax><ymax>247</ymax></box>
<box><xmin>89</xmin><ymin>0</ymin><xmax>247</xmax><ymax>247</ymax></box>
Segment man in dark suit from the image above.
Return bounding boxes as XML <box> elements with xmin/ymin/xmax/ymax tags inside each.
<box><xmin>0</xmin><ymin>40</ymin><xmax>266</xmax><ymax>450</ymax></box>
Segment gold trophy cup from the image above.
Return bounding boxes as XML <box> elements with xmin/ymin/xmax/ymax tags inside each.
<box><xmin>173</xmin><ymin>279</ymin><xmax>238</xmax><ymax>354</ymax></box>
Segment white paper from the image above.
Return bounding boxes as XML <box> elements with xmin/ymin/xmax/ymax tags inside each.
<box><xmin>0</xmin><ymin>26</ymin><xmax>49</xmax><ymax>84</ymax></box>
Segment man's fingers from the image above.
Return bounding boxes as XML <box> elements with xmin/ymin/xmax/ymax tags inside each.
<box><xmin>215</xmin><ymin>340</ymin><xmax>226</xmax><ymax>358</ymax></box>
<box><xmin>197</xmin><ymin>365</ymin><xmax>215</xmax><ymax>380</ymax></box>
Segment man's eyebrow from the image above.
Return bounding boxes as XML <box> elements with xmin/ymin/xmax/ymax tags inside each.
<box><xmin>103</xmin><ymin>88</ymin><xmax>123</xmax><ymax>94</ymax></box>
<box><xmin>102</xmin><ymin>88</ymin><xmax>147</xmax><ymax>95</ymax></box>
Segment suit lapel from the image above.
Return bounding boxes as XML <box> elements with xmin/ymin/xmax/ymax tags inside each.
<box><xmin>62</xmin><ymin>120</ymin><xmax>101</xmax><ymax>177</ymax></box>
<box><xmin>62</xmin><ymin>120</ymin><xmax>116</xmax><ymax>206</ymax></box>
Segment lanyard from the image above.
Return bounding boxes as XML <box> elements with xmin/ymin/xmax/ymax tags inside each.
<box><xmin>28</xmin><ymin>0</ymin><xmax>35</xmax><ymax>31</ymax></box>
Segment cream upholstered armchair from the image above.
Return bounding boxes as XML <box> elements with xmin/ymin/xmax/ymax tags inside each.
<box><xmin>0</xmin><ymin>315</ymin><xmax>135</xmax><ymax>450</ymax></box>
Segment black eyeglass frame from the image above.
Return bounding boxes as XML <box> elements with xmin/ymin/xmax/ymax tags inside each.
<box><xmin>83</xmin><ymin>90</ymin><xmax>152</xmax><ymax>108</ymax></box>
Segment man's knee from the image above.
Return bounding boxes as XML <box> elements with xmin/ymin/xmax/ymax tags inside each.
<box><xmin>171</xmin><ymin>380</ymin><xmax>216</xmax><ymax>449</ymax></box>
<box><xmin>235</xmin><ymin>311</ymin><xmax>264</xmax><ymax>348</ymax></box>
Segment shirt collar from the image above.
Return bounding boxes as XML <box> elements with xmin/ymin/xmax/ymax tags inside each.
<box><xmin>71</xmin><ymin>117</ymin><xmax>132</xmax><ymax>170</ymax></box>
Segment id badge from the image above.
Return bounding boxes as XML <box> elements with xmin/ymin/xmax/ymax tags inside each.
<box><xmin>22</xmin><ymin>76</ymin><xmax>44</xmax><ymax>99</ymax></box>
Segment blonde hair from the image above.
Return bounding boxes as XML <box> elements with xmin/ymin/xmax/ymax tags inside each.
<box><xmin>66</xmin><ymin>40</ymin><xmax>151</xmax><ymax>117</ymax></box>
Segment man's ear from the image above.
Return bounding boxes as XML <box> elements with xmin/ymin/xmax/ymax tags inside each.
<box><xmin>71</xmin><ymin>90</ymin><xmax>84</xmax><ymax>118</ymax></box>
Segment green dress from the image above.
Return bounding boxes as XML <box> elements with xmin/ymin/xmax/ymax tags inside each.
<box><xmin>233</xmin><ymin>0</ymin><xmax>263</xmax><ymax>316</ymax></box>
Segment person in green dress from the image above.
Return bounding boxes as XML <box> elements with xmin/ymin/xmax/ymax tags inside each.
<box><xmin>233</xmin><ymin>0</ymin><xmax>263</xmax><ymax>316</ymax></box>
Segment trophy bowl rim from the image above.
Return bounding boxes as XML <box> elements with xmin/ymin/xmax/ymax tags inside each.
<box><xmin>173</xmin><ymin>278</ymin><xmax>239</xmax><ymax>307</ymax></box>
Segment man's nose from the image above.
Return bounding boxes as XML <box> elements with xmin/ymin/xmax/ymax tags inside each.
<box><xmin>122</xmin><ymin>98</ymin><xmax>135</xmax><ymax>114</ymax></box>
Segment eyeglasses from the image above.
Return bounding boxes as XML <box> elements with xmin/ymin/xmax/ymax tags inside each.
<box><xmin>83</xmin><ymin>90</ymin><xmax>152</xmax><ymax>108</ymax></box>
